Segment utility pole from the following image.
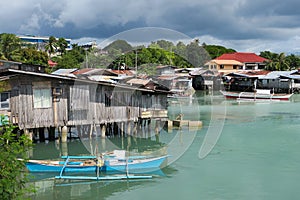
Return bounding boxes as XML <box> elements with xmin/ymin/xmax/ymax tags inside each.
<box><xmin>135</xmin><ymin>50</ymin><xmax>138</xmax><ymax>77</ymax></box>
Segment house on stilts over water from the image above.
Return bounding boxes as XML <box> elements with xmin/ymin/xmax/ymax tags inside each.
<box><xmin>0</xmin><ymin>60</ymin><xmax>170</xmax><ymax>141</ymax></box>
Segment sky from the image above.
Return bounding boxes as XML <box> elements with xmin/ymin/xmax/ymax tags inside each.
<box><xmin>1</xmin><ymin>0</ymin><xmax>300</xmax><ymax>54</ymax></box>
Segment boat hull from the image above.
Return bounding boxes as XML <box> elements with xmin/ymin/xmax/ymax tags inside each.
<box><xmin>102</xmin><ymin>156</ymin><xmax>167</xmax><ymax>172</ymax></box>
<box><xmin>26</xmin><ymin>162</ymin><xmax>97</xmax><ymax>173</ymax></box>
<box><xmin>220</xmin><ymin>90</ymin><xmax>293</xmax><ymax>101</ymax></box>
<box><xmin>26</xmin><ymin>156</ymin><xmax>168</xmax><ymax>173</ymax></box>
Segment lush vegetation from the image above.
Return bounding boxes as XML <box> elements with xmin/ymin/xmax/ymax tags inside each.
<box><xmin>202</xmin><ymin>44</ymin><xmax>236</xmax><ymax>59</ymax></box>
<box><xmin>1</xmin><ymin>32</ymin><xmax>300</xmax><ymax>73</ymax></box>
<box><xmin>0</xmin><ymin>33</ymin><xmax>48</xmax><ymax>65</ymax></box>
<box><xmin>260</xmin><ymin>51</ymin><xmax>300</xmax><ymax>71</ymax></box>
<box><xmin>105</xmin><ymin>39</ymin><xmax>211</xmax><ymax>73</ymax></box>
<box><xmin>0</xmin><ymin>116</ymin><xmax>33</xmax><ymax>200</ymax></box>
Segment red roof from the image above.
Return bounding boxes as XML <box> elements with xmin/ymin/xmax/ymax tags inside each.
<box><xmin>48</xmin><ymin>60</ymin><xmax>57</xmax><ymax>67</ymax></box>
<box><xmin>216</xmin><ymin>52</ymin><xmax>267</xmax><ymax>63</ymax></box>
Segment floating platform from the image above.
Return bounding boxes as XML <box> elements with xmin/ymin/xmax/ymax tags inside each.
<box><xmin>172</xmin><ymin>120</ymin><xmax>203</xmax><ymax>129</ymax></box>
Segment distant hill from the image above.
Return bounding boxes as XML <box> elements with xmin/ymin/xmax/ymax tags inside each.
<box><xmin>103</xmin><ymin>40</ymin><xmax>133</xmax><ymax>53</ymax></box>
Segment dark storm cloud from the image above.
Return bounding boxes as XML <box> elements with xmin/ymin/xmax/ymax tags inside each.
<box><xmin>1</xmin><ymin>0</ymin><xmax>300</xmax><ymax>53</ymax></box>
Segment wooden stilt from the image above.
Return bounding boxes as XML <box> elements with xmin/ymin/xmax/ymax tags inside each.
<box><xmin>61</xmin><ymin>126</ymin><xmax>68</xmax><ymax>143</ymax></box>
<box><xmin>38</xmin><ymin>127</ymin><xmax>45</xmax><ymax>142</ymax></box>
<box><xmin>61</xmin><ymin>142</ymin><xmax>68</xmax><ymax>156</ymax></box>
<box><xmin>127</xmin><ymin>121</ymin><xmax>131</xmax><ymax>136</ymax></box>
<box><xmin>101</xmin><ymin>124</ymin><xmax>106</xmax><ymax>138</ymax></box>
<box><xmin>25</xmin><ymin>129</ymin><xmax>33</xmax><ymax>141</ymax></box>
<box><xmin>120</xmin><ymin>122</ymin><xmax>124</xmax><ymax>137</ymax></box>
<box><xmin>133</xmin><ymin>122</ymin><xmax>138</xmax><ymax>136</ymax></box>
<box><xmin>155</xmin><ymin>120</ymin><xmax>160</xmax><ymax>135</ymax></box>
<box><xmin>49</xmin><ymin>127</ymin><xmax>56</xmax><ymax>141</ymax></box>
<box><xmin>89</xmin><ymin>124</ymin><xmax>93</xmax><ymax>139</ymax></box>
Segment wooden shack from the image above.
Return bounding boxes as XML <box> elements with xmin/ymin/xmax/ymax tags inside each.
<box><xmin>0</xmin><ymin>60</ymin><xmax>169</xmax><ymax>141</ymax></box>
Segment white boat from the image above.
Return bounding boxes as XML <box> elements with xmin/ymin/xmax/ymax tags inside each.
<box><xmin>220</xmin><ymin>89</ymin><xmax>293</xmax><ymax>101</ymax></box>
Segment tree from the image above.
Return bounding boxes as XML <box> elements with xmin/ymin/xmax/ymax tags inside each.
<box><xmin>174</xmin><ymin>41</ymin><xmax>187</xmax><ymax>60</ymax></box>
<box><xmin>261</xmin><ymin>51</ymin><xmax>289</xmax><ymax>71</ymax></box>
<box><xmin>156</xmin><ymin>40</ymin><xmax>174</xmax><ymax>51</ymax></box>
<box><xmin>45</xmin><ymin>36</ymin><xmax>57</xmax><ymax>57</ymax></box>
<box><xmin>203</xmin><ymin>45</ymin><xmax>236</xmax><ymax>59</ymax></box>
<box><xmin>0</xmin><ymin>116</ymin><xmax>33</xmax><ymax>199</ymax></box>
<box><xmin>0</xmin><ymin>33</ymin><xmax>21</xmax><ymax>60</ymax></box>
<box><xmin>186</xmin><ymin>40</ymin><xmax>211</xmax><ymax>67</ymax></box>
<box><xmin>53</xmin><ymin>43</ymin><xmax>85</xmax><ymax>70</ymax></box>
<box><xmin>12</xmin><ymin>48</ymin><xmax>48</xmax><ymax>66</ymax></box>
<box><xmin>57</xmin><ymin>38</ymin><xmax>68</xmax><ymax>55</ymax></box>
<box><xmin>285</xmin><ymin>54</ymin><xmax>300</xmax><ymax>70</ymax></box>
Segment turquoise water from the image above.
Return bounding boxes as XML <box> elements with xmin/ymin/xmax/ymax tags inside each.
<box><xmin>28</xmin><ymin>93</ymin><xmax>300</xmax><ymax>200</ymax></box>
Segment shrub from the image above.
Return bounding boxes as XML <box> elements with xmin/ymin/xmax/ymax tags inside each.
<box><xmin>0</xmin><ymin>116</ymin><xmax>33</xmax><ymax>199</ymax></box>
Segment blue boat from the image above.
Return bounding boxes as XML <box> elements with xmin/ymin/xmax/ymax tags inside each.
<box><xmin>25</xmin><ymin>154</ymin><xmax>168</xmax><ymax>174</ymax></box>
<box><xmin>102</xmin><ymin>155</ymin><xmax>167</xmax><ymax>172</ymax></box>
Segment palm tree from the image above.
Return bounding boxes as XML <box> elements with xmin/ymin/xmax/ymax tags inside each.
<box><xmin>57</xmin><ymin>37</ymin><xmax>68</xmax><ymax>55</ymax></box>
<box><xmin>0</xmin><ymin>33</ymin><xmax>21</xmax><ymax>60</ymax></box>
<box><xmin>273</xmin><ymin>53</ymin><xmax>288</xmax><ymax>71</ymax></box>
<box><xmin>45</xmin><ymin>36</ymin><xmax>57</xmax><ymax>57</ymax></box>
<box><xmin>263</xmin><ymin>52</ymin><xmax>289</xmax><ymax>71</ymax></box>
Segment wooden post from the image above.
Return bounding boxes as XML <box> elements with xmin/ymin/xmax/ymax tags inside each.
<box><xmin>127</xmin><ymin>121</ymin><xmax>131</xmax><ymax>136</ymax></box>
<box><xmin>133</xmin><ymin>122</ymin><xmax>138</xmax><ymax>136</ymax></box>
<box><xmin>38</xmin><ymin>127</ymin><xmax>45</xmax><ymax>142</ymax></box>
<box><xmin>61</xmin><ymin>142</ymin><xmax>68</xmax><ymax>156</ymax></box>
<box><xmin>167</xmin><ymin>120</ymin><xmax>173</xmax><ymax>133</ymax></box>
<box><xmin>89</xmin><ymin>124</ymin><xmax>93</xmax><ymax>139</ymax></box>
<box><xmin>155</xmin><ymin>120</ymin><xmax>160</xmax><ymax>135</ymax></box>
<box><xmin>49</xmin><ymin>127</ymin><xmax>56</xmax><ymax>141</ymax></box>
<box><xmin>25</xmin><ymin>129</ymin><xmax>33</xmax><ymax>141</ymax></box>
<box><xmin>120</xmin><ymin>122</ymin><xmax>124</xmax><ymax>137</ymax></box>
<box><xmin>147</xmin><ymin>119</ymin><xmax>151</xmax><ymax>138</ymax></box>
<box><xmin>114</xmin><ymin>122</ymin><xmax>119</xmax><ymax>136</ymax></box>
<box><xmin>61</xmin><ymin>126</ymin><xmax>68</xmax><ymax>143</ymax></box>
<box><xmin>101</xmin><ymin>124</ymin><xmax>106</xmax><ymax>138</ymax></box>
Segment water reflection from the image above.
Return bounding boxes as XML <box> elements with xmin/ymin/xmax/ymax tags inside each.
<box><xmin>28</xmin><ymin>165</ymin><xmax>177</xmax><ymax>200</ymax></box>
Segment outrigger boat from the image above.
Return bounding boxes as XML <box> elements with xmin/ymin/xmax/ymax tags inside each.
<box><xmin>26</xmin><ymin>155</ymin><xmax>168</xmax><ymax>173</ymax></box>
<box><xmin>25</xmin><ymin>150</ymin><xmax>168</xmax><ymax>180</ymax></box>
<box><xmin>220</xmin><ymin>89</ymin><xmax>293</xmax><ymax>101</ymax></box>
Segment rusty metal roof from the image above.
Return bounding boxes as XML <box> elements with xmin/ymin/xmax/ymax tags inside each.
<box><xmin>110</xmin><ymin>70</ymin><xmax>135</xmax><ymax>76</ymax></box>
<box><xmin>126</xmin><ymin>78</ymin><xmax>150</xmax><ymax>86</ymax></box>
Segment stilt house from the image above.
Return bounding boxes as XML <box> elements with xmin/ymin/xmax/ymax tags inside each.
<box><xmin>0</xmin><ymin>60</ymin><xmax>169</xmax><ymax>137</ymax></box>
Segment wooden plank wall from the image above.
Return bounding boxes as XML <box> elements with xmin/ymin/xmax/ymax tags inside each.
<box><xmin>8</xmin><ymin>75</ymin><xmax>168</xmax><ymax>130</ymax></box>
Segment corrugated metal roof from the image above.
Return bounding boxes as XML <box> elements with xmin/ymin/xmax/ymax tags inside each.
<box><xmin>156</xmin><ymin>75</ymin><xmax>178</xmax><ymax>80</ymax></box>
<box><xmin>72</xmin><ymin>68</ymin><xmax>95</xmax><ymax>75</ymax></box>
<box><xmin>51</xmin><ymin>68</ymin><xmax>77</xmax><ymax>77</ymax></box>
<box><xmin>259</xmin><ymin>71</ymin><xmax>290</xmax><ymax>79</ymax></box>
<box><xmin>156</xmin><ymin>65</ymin><xmax>176</xmax><ymax>69</ymax></box>
<box><xmin>6</xmin><ymin>68</ymin><xmax>167</xmax><ymax>93</ymax></box>
<box><xmin>280</xmin><ymin>74</ymin><xmax>300</xmax><ymax>79</ymax></box>
<box><xmin>226</xmin><ymin>70</ymin><xmax>271</xmax><ymax>78</ymax></box>
<box><xmin>190</xmin><ymin>69</ymin><xmax>217</xmax><ymax>76</ymax></box>
<box><xmin>88</xmin><ymin>75</ymin><xmax>117</xmax><ymax>83</ymax></box>
<box><xmin>110</xmin><ymin>70</ymin><xmax>135</xmax><ymax>76</ymax></box>
<box><xmin>126</xmin><ymin>79</ymin><xmax>150</xmax><ymax>86</ymax></box>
